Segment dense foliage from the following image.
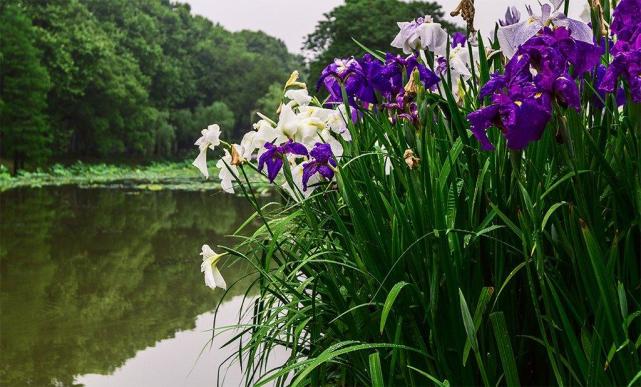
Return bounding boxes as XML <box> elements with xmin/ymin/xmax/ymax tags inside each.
<box><xmin>193</xmin><ymin>0</ymin><xmax>640</xmax><ymax>385</ymax></box>
<box><xmin>0</xmin><ymin>0</ymin><xmax>300</xmax><ymax>170</ymax></box>
<box><xmin>0</xmin><ymin>3</ymin><xmax>50</xmax><ymax>173</ymax></box>
<box><xmin>304</xmin><ymin>0</ymin><xmax>458</xmax><ymax>89</ymax></box>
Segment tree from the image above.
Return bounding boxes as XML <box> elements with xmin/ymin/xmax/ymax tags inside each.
<box><xmin>171</xmin><ymin>101</ymin><xmax>235</xmax><ymax>154</ymax></box>
<box><xmin>253</xmin><ymin>82</ymin><xmax>284</xmax><ymax>120</ymax></box>
<box><xmin>192</xmin><ymin>102</ymin><xmax>235</xmax><ymax>138</ymax></box>
<box><xmin>0</xmin><ymin>3</ymin><xmax>50</xmax><ymax>173</ymax></box>
<box><xmin>304</xmin><ymin>0</ymin><xmax>459</xmax><ymax>88</ymax></box>
<box><xmin>202</xmin><ymin>29</ymin><xmax>302</xmax><ymax>136</ymax></box>
<box><xmin>2</xmin><ymin>0</ymin><xmax>302</xmax><ymax>163</ymax></box>
<box><xmin>23</xmin><ymin>0</ymin><xmax>159</xmax><ymax>157</ymax></box>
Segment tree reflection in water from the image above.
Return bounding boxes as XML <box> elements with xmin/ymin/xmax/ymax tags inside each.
<box><xmin>0</xmin><ymin>187</ymin><xmax>260</xmax><ymax>386</ymax></box>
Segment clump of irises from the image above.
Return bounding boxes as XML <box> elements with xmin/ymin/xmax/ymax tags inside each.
<box><xmin>469</xmin><ymin>27</ymin><xmax>601</xmax><ymax>150</ymax></box>
<box><xmin>598</xmin><ymin>0</ymin><xmax>641</xmax><ymax>102</ymax></box>
<box><xmin>192</xmin><ymin>0</ymin><xmax>641</xmax><ymax>292</ymax></box>
<box><xmin>316</xmin><ymin>15</ymin><xmax>483</xmax><ymax>127</ymax></box>
<box><xmin>191</xmin><ymin>69</ymin><xmax>351</xmax><ymax>210</ymax></box>
<box><xmin>469</xmin><ymin>0</ymin><xmax>639</xmax><ymax>151</ymax></box>
<box><xmin>313</xmin><ymin>1</ymin><xmax>612</xmax><ymax>152</ymax></box>
<box><xmin>316</xmin><ymin>52</ymin><xmax>439</xmax><ymax>128</ymax></box>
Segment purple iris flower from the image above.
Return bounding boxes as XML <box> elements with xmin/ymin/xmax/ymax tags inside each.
<box><xmin>519</xmin><ymin>28</ymin><xmax>601</xmax><ymax>80</ymax></box>
<box><xmin>499</xmin><ymin>6</ymin><xmax>521</xmax><ymax>27</ymax></box>
<box><xmin>436</xmin><ymin>57</ymin><xmax>448</xmax><ymax>75</ymax></box>
<box><xmin>406</xmin><ymin>56</ymin><xmax>440</xmax><ymax>90</ymax></box>
<box><xmin>368</xmin><ymin>53</ymin><xmax>439</xmax><ymax>98</ymax></box>
<box><xmin>318</xmin><ymin>53</ymin><xmax>439</xmax><ymax>107</ymax></box>
<box><xmin>593</xmin><ymin>65</ymin><xmax>627</xmax><ymax>108</ymax></box>
<box><xmin>552</xmin><ymin>76</ymin><xmax>581</xmax><ymax>111</ymax></box>
<box><xmin>469</xmin><ymin>83</ymin><xmax>552</xmax><ymax>151</ymax></box>
<box><xmin>599</xmin><ymin>0</ymin><xmax>641</xmax><ymax>103</ymax></box>
<box><xmin>471</xmin><ymin>33</ymin><xmax>578</xmax><ymax>150</ymax></box>
<box><xmin>258</xmin><ymin>140</ymin><xmax>308</xmax><ymax>182</ymax></box>
<box><xmin>451</xmin><ymin>32</ymin><xmax>467</xmax><ymax>48</ymax></box>
<box><xmin>382</xmin><ymin>91</ymin><xmax>421</xmax><ymax>127</ymax></box>
<box><xmin>398</xmin><ymin>102</ymin><xmax>420</xmax><ymax>127</ymax></box>
<box><xmin>382</xmin><ymin>92</ymin><xmax>407</xmax><ymax>111</ymax></box>
<box><xmin>317</xmin><ymin>56</ymin><xmax>377</xmax><ymax>106</ymax></box>
<box><xmin>479</xmin><ymin>53</ymin><xmax>532</xmax><ymax>99</ymax></box>
<box><xmin>359</xmin><ymin>54</ymin><xmax>385</xmax><ymax>102</ymax></box>
<box><xmin>369</xmin><ymin>54</ymin><xmax>406</xmax><ymax>99</ymax></box>
<box><xmin>469</xmin><ymin>25</ymin><xmax>601</xmax><ymax>151</ymax></box>
<box><xmin>600</xmin><ymin>50</ymin><xmax>641</xmax><ymax>102</ymax></box>
<box><xmin>514</xmin><ymin>28</ymin><xmax>600</xmax><ymax>111</ymax></box>
<box><xmin>611</xmin><ymin>0</ymin><xmax>641</xmax><ymax>45</ymax></box>
<box><xmin>302</xmin><ymin>143</ymin><xmax>337</xmax><ymax>191</ymax></box>
<box><xmin>317</xmin><ymin>58</ymin><xmax>355</xmax><ymax>102</ymax></box>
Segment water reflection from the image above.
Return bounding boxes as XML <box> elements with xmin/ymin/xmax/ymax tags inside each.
<box><xmin>0</xmin><ymin>188</ymin><xmax>260</xmax><ymax>386</ymax></box>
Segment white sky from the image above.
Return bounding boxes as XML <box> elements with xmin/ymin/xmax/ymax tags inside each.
<box><xmin>183</xmin><ymin>0</ymin><xmax>588</xmax><ymax>53</ymax></box>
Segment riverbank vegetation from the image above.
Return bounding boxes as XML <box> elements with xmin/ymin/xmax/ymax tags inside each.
<box><xmin>0</xmin><ymin>161</ymin><xmax>269</xmax><ymax>192</ymax></box>
<box><xmin>194</xmin><ymin>0</ymin><xmax>641</xmax><ymax>385</ymax></box>
<box><xmin>0</xmin><ymin>162</ymin><xmax>194</xmax><ymax>191</ymax></box>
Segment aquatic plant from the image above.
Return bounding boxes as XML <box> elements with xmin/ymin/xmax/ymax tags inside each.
<box><xmin>193</xmin><ymin>1</ymin><xmax>641</xmax><ymax>385</ymax></box>
<box><xmin>0</xmin><ymin>161</ymin><xmax>269</xmax><ymax>192</ymax></box>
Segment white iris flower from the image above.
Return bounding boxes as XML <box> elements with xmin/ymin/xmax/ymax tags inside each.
<box><xmin>216</xmin><ymin>150</ymin><xmax>237</xmax><ymax>194</ymax></box>
<box><xmin>284</xmin><ymin>88</ymin><xmax>312</xmax><ymax>107</ymax></box>
<box><xmin>200</xmin><ymin>244</ymin><xmax>226</xmax><ymax>290</ymax></box>
<box><xmin>391</xmin><ymin>15</ymin><xmax>448</xmax><ymax>56</ymax></box>
<box><xmin>446</xmin><ymin>42</ymin><xmax>479</xmax><ymax>101</ymax></box>
<box><xmin>192</xmin><ymin>124</ymin><xmax>222</xmax><ymax>178</ymax></box>
<box><xmin>497</xmin><ymin>0</ymin><xmax>593</xmax><ymax>58</ymax></box>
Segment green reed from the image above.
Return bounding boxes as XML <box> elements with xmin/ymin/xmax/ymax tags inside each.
<box><xmin>215</xmin><ymin>26</ymin><xmax>641</xmax><ymax>387</ymax></box>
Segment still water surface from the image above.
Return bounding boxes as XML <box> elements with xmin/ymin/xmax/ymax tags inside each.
<box><xmin>0</xmin><ymin>187</ymin><xmax>278</xmax><ymax>386</ymax></box>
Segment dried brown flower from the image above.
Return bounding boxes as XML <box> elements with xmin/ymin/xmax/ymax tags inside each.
<box><xmin>451</xmin><ymin>0</ymin><xmax>476</xmax><ymax>34</ymax></box>
<box><xmin>404</xmin><ymin>149</ymin><xmax>421</xmax><ymax>170</ymax></box>
<box><xmin>231</xmin><ymin>144</ymin><xmax>244</xmax><ymax>166</ymax></box>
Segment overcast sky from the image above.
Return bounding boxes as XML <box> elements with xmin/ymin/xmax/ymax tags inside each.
<box><xmin>183</xmin><ymin>0</ymin><xmax>587</xmax><ymax>53</ymax></box>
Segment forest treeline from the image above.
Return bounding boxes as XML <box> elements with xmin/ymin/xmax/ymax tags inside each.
<box><xmin>0</xmin><ymin>0</ymin><xmax>300</xmax><ymax>170</ymax></box>
<box><xmin>0</xmin><ymin>0</ymin><xmax>454</xmax><ymax>172</ymax></box>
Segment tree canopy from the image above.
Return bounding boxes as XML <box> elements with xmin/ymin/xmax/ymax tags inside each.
<box><xmin>0</xmin><ymin>3</ymin><xmax>50</xmax><ymax>173</ymax></box>
<box><xmin>304</xmin><ymin>0</ymin><xmax>458</xmax><ymax>88</ymax></box>
<box><xmin>1</xmin><ymin>0</ymin><xmax>459</xmax><ymax>171</ymax></box>
<box><xmin>0</xmin><ymin>0</ymin><xmax>301</xmax><ymax>170</ymax></box>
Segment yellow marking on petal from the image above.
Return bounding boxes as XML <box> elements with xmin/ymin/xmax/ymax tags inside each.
<box><xmin>534</xmin><ymin>92</ymin><xmax>543</xmax><ymax>98</ymax></box>
<box><xmin>311</xmin><ymin>121</ymin><xmax>326</xmax><ymax>129</ymax></box>
<box><xmin>514</xmin><ymin>100</ymin><xmax>523</xmax><ymax>107</ymax></box>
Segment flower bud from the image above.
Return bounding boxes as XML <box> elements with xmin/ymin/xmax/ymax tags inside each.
<box><xmin>284</xmin><ymin>70</ymin><xmax>307</xmax><ymax>90</ymax></box>
<box><xmin>404</xmin><ymin>68</ymin><xmax>422</xmax><ymax>96</ymax></box>
<box><xmin>231</xmin><ymin>144</ymin><xmax>244</xmax><ymax>166</ymax></box>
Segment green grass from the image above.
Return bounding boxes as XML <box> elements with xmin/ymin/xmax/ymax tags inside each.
<box><xmin>0</xmin><ymin>161</ymin><xmax>266</xmax><ymax>192</ymax></box>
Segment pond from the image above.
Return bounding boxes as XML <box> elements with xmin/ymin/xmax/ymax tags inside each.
<box><xmin>0</xmin><ymin>187</ymin><xmax>282</xmax><ymax>386</ymax></box>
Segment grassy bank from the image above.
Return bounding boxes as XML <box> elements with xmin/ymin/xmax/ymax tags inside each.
<box><xmin>0</xmin><ymin>161</ymin><xmax>266</xmax><ymax>192</ymax></box>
